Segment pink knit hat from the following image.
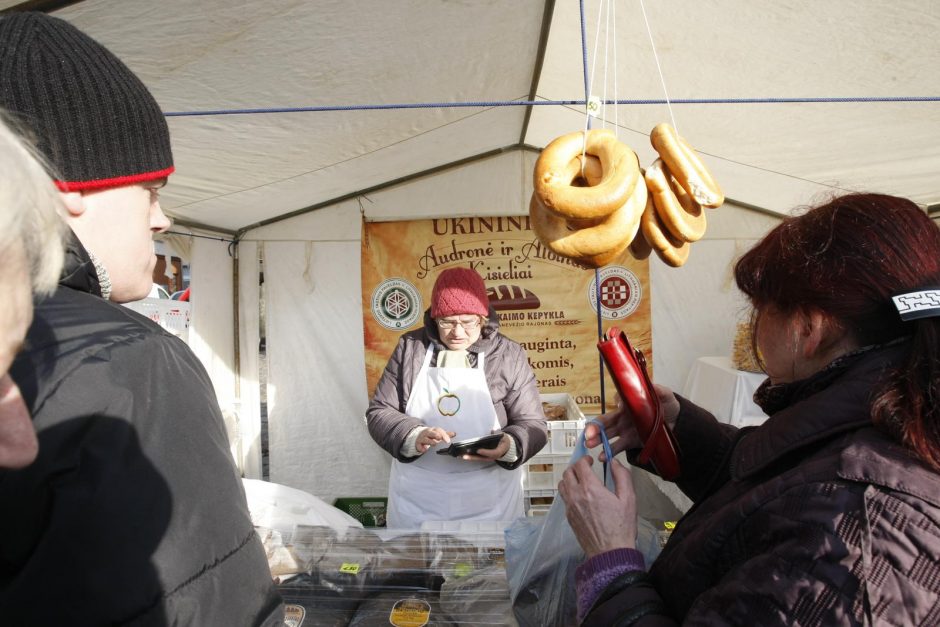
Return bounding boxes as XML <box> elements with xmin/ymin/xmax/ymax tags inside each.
<box><xmin>431</xmin><ymin>268</ymin><xmax>490</xmax><ymax>318</ymax></box>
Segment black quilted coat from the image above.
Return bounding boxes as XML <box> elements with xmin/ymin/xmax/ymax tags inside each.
<box><xmin>1</xmin><ymin>232</ymin><xmax>283</xmax><ymax>625</ymax></box>
<box><xmin>584</xmin><ymin>341</ymin><xmax>940</xmax><ymax>626</ymax></box>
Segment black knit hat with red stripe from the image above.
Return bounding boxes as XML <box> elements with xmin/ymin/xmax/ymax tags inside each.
<box><xmin>0</xmin><ymin>12</ymin><xmax>173</xmax><ymax>191</ymax></box>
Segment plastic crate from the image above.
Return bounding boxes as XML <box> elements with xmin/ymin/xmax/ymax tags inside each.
<box><xmin>121</xmin><ymin>298</ymin><xmax>191</xmax><ymax>341</ymax></box>
<box><xmin>526</xmin><ymin>505</ymin><xmax>552</xmax><ymax>517</ymax></box>
<box><xmin>548</xmin><ymin>419</ymin><xmax>586</xmax><ymax>455</ymax></box>
<box><xmin>540</xmin><ymin>393</ymin><xmax>586</xmax><ymax>421</ymax></box>
<box><xmin>523</xmin><ymin>454</ymin><xmax>568</xmax><ymax>490</ymax></box>
<box><xmin>332</xmin><ymin>497</ymin><xmax>387</xmax><ymax>527</ymax></box>
<box><xmin>524</xmin><ymin>452</ymin><xmax>606</xmax><ymax>491</ymax></box>
<box><xmin>539</xmin><ymin>393</ymin><xmax>587</xmax><ymax>455</ymax></box>
<box><xmin>524</xmin><ymin>489</ymin><xmax>556</xmax><ymax>515</ymax></box>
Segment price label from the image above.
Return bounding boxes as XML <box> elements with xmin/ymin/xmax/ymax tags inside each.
<box><xmin>453</xmin><ymin>562</ymin><xmax>472</xmax><ymax>578</ymax></box>
<box><xmin>339</xmin><ymin>562</ymin><xmax>361</xmax><ymax>574</ymax></box>
<box><xmin>586</xmin><ymin>95</ymin><xmax>602</xmax><ymax>117</ymax></box>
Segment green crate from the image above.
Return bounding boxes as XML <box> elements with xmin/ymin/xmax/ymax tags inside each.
<box><xmin>333</xmin><ymin>497</ymin><xmax>388</xmax><ymax>527</ymax></box>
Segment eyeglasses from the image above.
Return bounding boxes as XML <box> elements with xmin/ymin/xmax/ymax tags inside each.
<box><xmin>436</xmin><ymin>317</ymin><xmax>482</xmax><ymax>331</ymax></box>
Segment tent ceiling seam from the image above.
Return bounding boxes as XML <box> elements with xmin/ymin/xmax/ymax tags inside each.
<box><xmin>235</xmin><ymin>144</ymin><xmax>528</xmax><ymax>237</ymax></box>
<box><xmin>519</xmin><ymin>0</ymin><xmax>557</xmax><ymax>146</ymax></box>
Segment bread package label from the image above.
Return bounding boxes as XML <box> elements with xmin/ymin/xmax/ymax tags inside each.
<box><xmin>284</xmin><ymin>604</ymin><xmax>306</xmax><ymax>627</ymax></box>
<box><xmin>389</xmin><ymin>598</ymin><xmax>431</xmax><ymax>627</ymax></box>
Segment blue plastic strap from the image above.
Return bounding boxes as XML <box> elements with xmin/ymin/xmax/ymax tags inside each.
<box><xmin>585</xmin><ymin>418</ymin><xmax>614</xmax><ymax>490</ymax></box>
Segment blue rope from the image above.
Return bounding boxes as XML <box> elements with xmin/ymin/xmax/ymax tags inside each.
<box><xmin>578</xmin><ymin>0</ymin><xmax>608</xmax><ymax>416</ymax></box>
<box><xmin>585</xmin><ymin>419</ymin><xmax>615</xmax><ymax>488</ymax></box>
<box><xmin>163</xmin><ymin>96</ymin><xmax>939</xmax><ymax>117</ymax></box>
<box><xmin>579</xmin><ymin>0</ymin><xmax>591</xmax><ymax>112</ymax></box>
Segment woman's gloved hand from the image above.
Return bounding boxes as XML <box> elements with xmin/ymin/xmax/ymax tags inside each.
<box><xmin>416</xmin><ymin>426</ymin><xmax>456</xmax><ymax>453</ymax></box>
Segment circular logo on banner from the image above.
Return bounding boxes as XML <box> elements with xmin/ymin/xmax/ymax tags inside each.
<box><xmin>587</xmin><ymin>266</ymin><xmax>642</xmax><ymax>319</ymax></box>
<box><xmin>371</xmin><ymin>278</ymin><xmax>422</xmax><ymax>330</ymax></box>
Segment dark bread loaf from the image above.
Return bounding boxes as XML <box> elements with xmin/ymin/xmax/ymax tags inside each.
<box><xmin>486</xmin><ymin>285</ymin><xmax>540</xmax><ymax>311</ymax></box>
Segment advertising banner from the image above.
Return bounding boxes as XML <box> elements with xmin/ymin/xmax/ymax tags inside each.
<box><xmin>361</xmin><ymin>215</ymin><xmax>651</xmax><ymax>416</ymax></box>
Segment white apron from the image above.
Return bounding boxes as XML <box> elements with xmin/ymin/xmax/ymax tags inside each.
<box><xmin>387</xmin><ymin>346</ymin><xmax>524</xmax><ymax>528</ymax></box>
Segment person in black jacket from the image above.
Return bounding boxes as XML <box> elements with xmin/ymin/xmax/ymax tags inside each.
<box><xmin>0</xmin><ymin>12</ymin><xmax>283</xmax><ymax>625</ymax></box>
<box><xmin>560</xmin><ymin>193</ymin><xmax>940</xmax><ymax>625</ymax></box>
<box><xmin>0</xmin><ymin>113</ymin><xmax>65</xmax><ymax>470</ymax></box>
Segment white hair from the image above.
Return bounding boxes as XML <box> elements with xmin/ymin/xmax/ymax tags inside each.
<box><xmin>0</xmin><ymin>112</ymin><xmax>66</xmax><ymax>296</ymax></box>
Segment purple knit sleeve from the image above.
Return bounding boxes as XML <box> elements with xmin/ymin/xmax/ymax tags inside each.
<box><xmin>575</xmin><ymin>548</ymin><xmax>646</xmax><ymax>622</ymax></box>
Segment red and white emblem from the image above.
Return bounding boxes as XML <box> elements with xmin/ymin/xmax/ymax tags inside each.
<box><xmin>587</xmin><ymin>266</ymin><xmax>642</xmax><ymax>319</ymax></box>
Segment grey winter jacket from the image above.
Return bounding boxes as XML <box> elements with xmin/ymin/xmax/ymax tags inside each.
<box><xmin>366</xmin><ymin>307</ymin><xmax>547</xmax><ymax>469</ymax></box>
<box><xmin>583</xmin><ymin>341</ymin><xmax>940</xmax><ymax>626</ymax></box>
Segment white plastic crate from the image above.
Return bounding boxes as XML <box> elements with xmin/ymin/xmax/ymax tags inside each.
<box><xmin>524</xmin><ymin>489</ymin><xmax>556</xmax><ymax>515</ymax></box>
<box><xmin>122</xmin><ymin>298</ymin><xmax>191</xmax><ymax>342</ymax></box>
<box><xmin>526</xmin><ymin>505</ymin><xmax>552</xmax><ymax>517</ymax></box>
<box><xmin>540</xmin><ymin>393</ymin><xmax>586</xmax><ymax>422</ymax></box>
<box><xmin>547</xmin><ymin>419</ymin><xmax>586</xmax><ymax>455</ymax></box>
<box><xmin>524</xmin><ymin>452</ymin><xmax>605</xmax><ymax>491</ymax></box>
<box><xmin>523</xmin><ymin>454</ymin><xmax>567</xmax><ymax>491</ymax></box>
<box><xmin>539</xmin><ymin>393</ymin><xmax>587</xmax><ymax>455</ymax></box>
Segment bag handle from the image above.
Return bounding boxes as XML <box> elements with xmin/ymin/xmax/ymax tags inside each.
<box><xmin>584</xmin><ymin>418</ymin><xmax>615</xmax><ymax>490</ymax></box>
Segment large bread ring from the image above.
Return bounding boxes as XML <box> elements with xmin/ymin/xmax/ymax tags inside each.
<box><xmin>570</xmin><ymin>153</ymin><xmax>604</xmax><ymax>188</ymax></box>
<box><xmin>530</xmin><ymin>160</ymin><xmax>647</xmax><ymax>269</ymax></box>
<box><xmin>535</xmin><ymin>129</ymin><xmax>640</xmax><ymax>220</ymax></box>
<box><xmin>640</xmin><ymin>193</ymin><xmax>690</xmax><ymax>267</ymax></box>
<box><xmin>628</xmin><ymin>225</ymin><xmax>652</xmax><ymax>260</ymax></box>
<box><xmin>650</xmin><ymin>123</ymin><xmax>724</xmax><ymax>208</ymax></box>
<box><xmin>645</xmin><ymin>159</ymin><xmax>707</xmax><ymax>243</ymax></box>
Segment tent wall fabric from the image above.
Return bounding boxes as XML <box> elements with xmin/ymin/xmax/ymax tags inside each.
<box><xmin>237</xmin><ymin>240</ymin><xmax>264</xmax><ymax>479</ymax></box>
<box><xmin>262</xmin><ymin>240</ymin><xmax>390</xmax><ymax>503</ymax></box>
<box><xmin>187</xmin><ymin>237</ymin><xmax>239</xmax><ymax>454</ymax></box>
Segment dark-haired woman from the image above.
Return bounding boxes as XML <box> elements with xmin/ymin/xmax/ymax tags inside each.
<box><xmin>559</xmin><ymin>193</ymin><xmax>940</xmax><ymax>625</ymax></box>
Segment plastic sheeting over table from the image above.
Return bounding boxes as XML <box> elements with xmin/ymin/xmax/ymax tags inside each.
<box><xmin>275</xmin><ymin>526</ymin><xmax>517</xmax><ymax>626</ymax></box>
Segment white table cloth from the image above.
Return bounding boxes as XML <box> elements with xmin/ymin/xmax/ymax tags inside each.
<box><xmin>681</xmin><ymin>356</ymin><xmax>769</xmax><ymax>428</ymax></box>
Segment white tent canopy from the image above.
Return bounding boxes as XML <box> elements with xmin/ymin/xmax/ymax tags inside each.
<box><xmin>37</xmin><ymin>0</ymin><xmax>940</xmax><ymax>233</ymax></box>
<box><xmin>8</xmin><ymin>0</ymin><xmax>938</xmax><ymax>503</ymax></box>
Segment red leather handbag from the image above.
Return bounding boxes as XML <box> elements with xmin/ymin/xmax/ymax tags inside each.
<box><xmin>597</xmin><ymin>327</ymin><xmax>681</xmax><ymax>480</ymax></box>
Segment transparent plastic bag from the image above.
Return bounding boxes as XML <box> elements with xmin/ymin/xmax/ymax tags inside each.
<box><xmin>505</xmin><ymin>420</ymin><xmax>614</xmax><ymax>627</ymax></box>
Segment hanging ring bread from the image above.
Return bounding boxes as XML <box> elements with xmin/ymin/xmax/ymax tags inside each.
<box><xmin>628</xmin><ymin>223</ymin><xmax>652</xmax><ymax>260</ymax></box>
<box><xmin>531</xmin><ymin>154</ymin><xmax>646</xmax><ymax>269</ymax></box>
<box><xmin>640</xmin><ymin>192</ymin><xmax>690</xmax><ymax>267</ymax></box>
<box><xmin>570</xmin><ymin>153</ymin><xmax>604</xmax><ymax>188</ymax></box>
<box><xmin>650</xmin><ymin>123</ymin><xmax>724</xmax><ymax>208</ymax></box>
<box><xmin>534</xmin><ymin>128</ymin><xmax>639</xmax><ymax>220</ymax></box>
<box><xmin>645</xmin><ymin>158</ymin><xmax>707</xmax><ymax>242</ymax></box>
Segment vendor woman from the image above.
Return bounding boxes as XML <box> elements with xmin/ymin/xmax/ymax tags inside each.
<box><xmin>366</xmin><ymin>267</ymin><xmax>547</xmax><ymax>528</ymax></box>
